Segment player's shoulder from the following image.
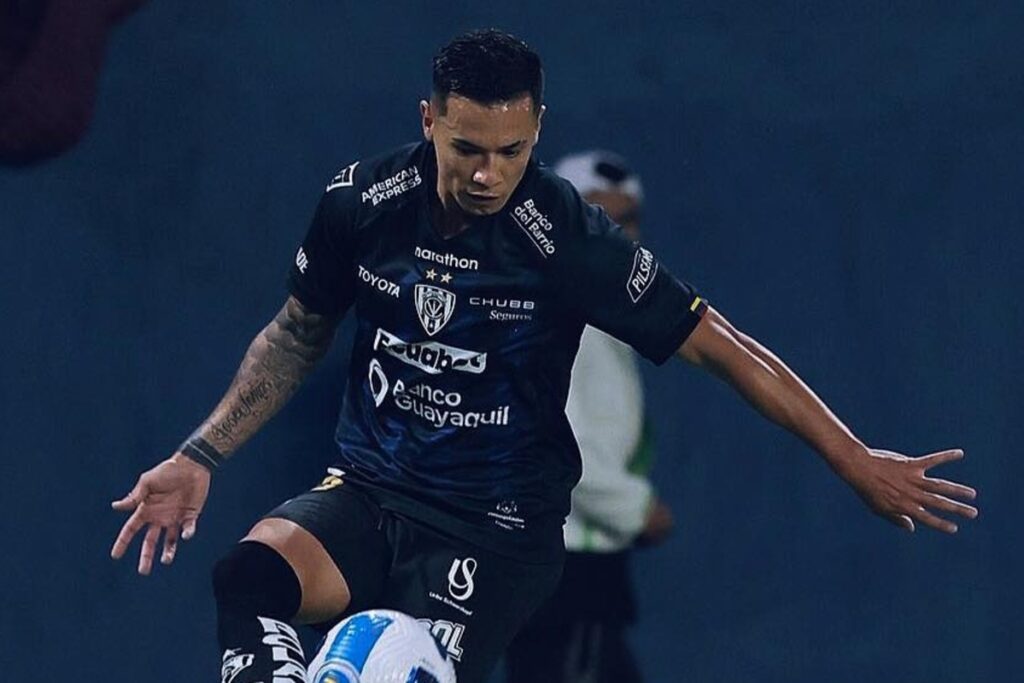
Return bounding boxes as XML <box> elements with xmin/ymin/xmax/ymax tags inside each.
<box><xmin>517</xmin><ymin>159</ymin><xmax>590</xmax><ymax>225</ymax></box>
<box><xmin>504</xmin><ymin>158</ymin><xmax>613</xmax><ymax>261</ymax></box>
<box><xmin>319</xmin><ymin>141</ymin><xmax>429</xmax><ymax>221</ymax></box>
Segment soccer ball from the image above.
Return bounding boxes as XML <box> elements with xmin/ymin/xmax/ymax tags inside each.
<box><xmin>306</xmin><ymin>610</ymin><xmax>457</xmax><ymax>683</ymax></box>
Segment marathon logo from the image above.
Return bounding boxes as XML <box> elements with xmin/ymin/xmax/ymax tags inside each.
<box><xmin>512</xmin><ymin>198</ymin><xmax>556</xmax><ymax>257</ymax></box>
<box><xmin>626</xmin><ymin>246</ymin><xmax>658</xmax><ymax>303</ymax></box>
<box><xmin>325</xmin><ymin>161</ymin><xmax>358</xmax><ymax>192</ymax></box>
<box><xmin>414</xmin><ymin>246</ymin><xmax>479</xmax><ymax>271</ymax></box>
<box><xmin>373</xmin><ymin>328</ymin><xmax>487</xmax><ymax>375</ymax></box>
<box><xmin>361</xmin><ymin>165</ymin><xmax>422</xmax><ymax>206</ymax></box>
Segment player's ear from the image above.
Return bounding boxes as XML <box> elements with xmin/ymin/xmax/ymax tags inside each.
<box><xmin>533</xmin><ymin>104</ymin><xmax>546</xmax><ymax>144</ymax></box>
<box><xmin>420</xmin><ymin>99</ymin><xmax>434</xmax><ymax>141</ymax></box>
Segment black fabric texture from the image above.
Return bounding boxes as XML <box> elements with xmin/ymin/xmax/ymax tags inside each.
<box><xmin>266</xmin><ymin>474</ymin><xmax>564</xmax><ymax>683</ymax></box>
<box><xmin>506</xmin><ymin>551</ymin><xmax>642</xmax><ymax>683</ymax></box>
<box><xmin>212</xmin><ymin>541</ymin><xmax>306</xmax><ymax>682</ymax></box>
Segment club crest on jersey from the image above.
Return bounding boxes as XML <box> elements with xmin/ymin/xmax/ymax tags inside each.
<box><xmin>415</xmin><ymin>284</ymin><xmax>456</xmax><ymax>336</ymax></box>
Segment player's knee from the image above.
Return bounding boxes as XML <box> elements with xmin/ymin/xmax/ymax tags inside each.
<box><xmin>212</xmin><ymin>540</ymin><xmax>302</xmax><ymax>619</ymax></box>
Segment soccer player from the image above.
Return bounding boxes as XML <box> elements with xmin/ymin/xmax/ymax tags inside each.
<box><xmin>110</xmin><ymin>29</ymin><xmax>978</xmax><ymax>683</ymax></box>
<box><xmin>505</xmin><ymin>151</ymin><xmax>671</xmax><ymax>683</ymax></box>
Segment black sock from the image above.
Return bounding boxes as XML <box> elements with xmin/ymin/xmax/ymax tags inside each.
<box><xmin>213</xmin><ymin>541</ymin><xmax>306</xmax><ymax>683</ymax></box>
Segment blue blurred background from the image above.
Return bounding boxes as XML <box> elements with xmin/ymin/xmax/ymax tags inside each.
<box><xmin>1</xmin><ymin>2</ymin><xmax>1020</xmax><ymax>680</ymax></box>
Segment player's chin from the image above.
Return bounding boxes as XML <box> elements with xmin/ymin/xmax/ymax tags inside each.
<box><xmin>459</xmin><ymin>193</ymin><xmax>509</xmax><ymax>215</ymax></box>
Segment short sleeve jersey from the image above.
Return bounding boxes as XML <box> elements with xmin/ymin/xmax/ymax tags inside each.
<box><xmin>288</xmin><ymin>142</ymin><xmax>707</xmax><ymax>561</ymax></box>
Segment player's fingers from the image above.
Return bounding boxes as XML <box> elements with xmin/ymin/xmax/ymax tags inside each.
<box><xmin>138</xmin><ymin>525</ymin><xmax>162</xmax><ymax>575</ymax></box>
<box><xmin>908</xmin><ymin>505</ymin><xmax>958</xmax><ymax>534</ymax></box>
<box><xmin>111</xmin><ymin>480</ymin><xmax>148</xmax><ymax>511</ymax></box>
<box><xmin>921</xmin><ymin>492</ymin><xmax>978</xmax><ymax>520</ymax></box>
<box><xmin>110</xmin><ymin>510</ymin><xmax>146</xmax><ymax>559</ymax></box>
<box><xmin>922</xmin><ymin>476</ymin><xmax>977</xmax><ymax>501</ymax></box>
<box><xmin>890</xmin><ymin>513</ymin><xmax>915</xmax><ymax>532</ymax></box>
<box><xmin>919</xmin><ymin>449</ymin><xmax>964</xmax><ymax>469</ymax></box>
<box><xmin>181</xmin><ymin>515</ymin><xmax>198</xmax><ymax>541</ymax></box>
<box><xmin>161</xmin><ymin>525</ymin><xmax>180</xmax><ymax>565</ymax></box>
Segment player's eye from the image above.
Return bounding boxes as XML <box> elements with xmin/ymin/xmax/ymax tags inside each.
<box><xmin>501</xmin><ymin>149</ymin><xmax>521</xmax><ymax>159</ymax></box>
<box><xmin>452</xmin><ymin>144</ymin><xmax>476</xmax><ymax>157</ymax></box>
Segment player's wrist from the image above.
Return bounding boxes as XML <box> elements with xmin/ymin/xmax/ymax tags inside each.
<box><xmin>826</xmin><ymin>439</ymin><xmax>872</xmax><ymax>480</ymax></box>
<box><xmin>177</xmin><ymin>434</ymin><xmax>225</xmax><ymax>472</ymax></box>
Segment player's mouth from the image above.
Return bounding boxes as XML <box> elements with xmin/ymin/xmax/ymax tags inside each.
<box><xmin>465</xmin><ymin>190</ymin><xmax>501</xmax><ymax>202</ymax></box>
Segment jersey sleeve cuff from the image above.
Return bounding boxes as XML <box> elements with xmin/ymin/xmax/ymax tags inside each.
<box><xmin>286</xmin><ymin>270</ymin><xmax>342</xmax><ymax>316</ymax></box>
<box><xmin>646</xmin><ymin>295</ymin><xmax>709</xmax><ymax>365</ymax></box>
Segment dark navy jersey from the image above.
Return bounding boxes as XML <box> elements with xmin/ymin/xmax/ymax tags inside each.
<box><xmin>287</xmin><ymin>142</ymin><xmax>706</xmax><ymax>561</ymax></box>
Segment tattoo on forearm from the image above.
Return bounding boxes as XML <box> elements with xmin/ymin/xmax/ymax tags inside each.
<box><xmin>207</xmin><ymin>377</ymin><xmax>275</xmax><ymax>443</ymax></box>
<box><xmin>195</xmin><ymin>298</ymin><xmax>337</xmax><ymax>456</ymax></box>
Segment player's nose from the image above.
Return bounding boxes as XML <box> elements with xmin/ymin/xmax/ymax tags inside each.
<box><xmin>472</xmin><ymin>159</ymin><xmax>499</xmax><ymax>187</ymax></box>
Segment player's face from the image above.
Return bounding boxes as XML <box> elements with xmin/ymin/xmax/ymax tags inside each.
<box><xmin>585</xmin><ymin>189</ymin><xmax>642</xmax><ymax>240</ymax></box>
<box><xmin>421</xmin><ymin>93</ymin><xmax>544</xmax><ymax>216</ymax></box>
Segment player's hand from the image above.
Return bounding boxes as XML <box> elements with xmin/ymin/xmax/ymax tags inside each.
<box><xmin>637</xmin><ymin>497</ymin><xmax>674</xmax><ymax>546</ymax></box>
<box><xmin>110</xmin><ymin>454</ymin><xmax>211</xmax><ymax>574</ymax></box>
<box><xmin>841</xmin><ymin>447</ymin><xmax>978</xmax><ymax>533</ymax></box>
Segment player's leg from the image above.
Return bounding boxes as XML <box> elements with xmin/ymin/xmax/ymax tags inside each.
<box><xmin>241</xmin><ymin>518</ymin><xmax>351</xmax><ymax>623</ymax></box>
<box><xmin>598</xmin><ymin>620</ymin><xmax>643</xmax><ymax>683</ymax></box>
<box><xmin>212</xmin><ymin>474</ymin><xmax>390</xmax><ymax>683</ymax></box>
<box><xmin>506</xmin><ymin>549</ymin><xmax>641</xmax><ymax>683</ymax></box>
<box><xmin>504</xmin><ymin>582</ymin><xmax>575</xmax><ymax>683</ymax></box>
<box><xmin>378</xmin><ymin>514</ymin><xmax>564</xmax><ymax>683</ymax></box>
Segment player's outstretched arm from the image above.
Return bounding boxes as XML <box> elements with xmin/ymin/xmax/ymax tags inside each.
<box><xmin>110</xmin><ymin>295</ymin><xmax>339</xmax><ymax>574</ymax></box>
<box><xmin>676</xmin><ymin>306</ymin><xmax>978</xmax><ymax>533</ymax></box>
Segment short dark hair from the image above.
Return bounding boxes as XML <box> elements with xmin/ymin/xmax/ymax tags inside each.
<box><xmin>432</xmin><ymin>29</ymin><xmax>543</xmax><ymax>114</ymax></box>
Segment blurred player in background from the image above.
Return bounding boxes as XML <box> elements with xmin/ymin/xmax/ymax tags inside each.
<box><xmin>505</xmin><ymin>152</ymin><xmax>672</xmax><ymax>683</ymax></box>
<box><xmin>0</xmin><ymin>0</ymin><xmax>147</xmax><ymax>165</ymax></box>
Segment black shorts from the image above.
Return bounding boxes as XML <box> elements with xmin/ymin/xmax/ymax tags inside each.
<box><xmin>265</xmin><ymin>470</ymin><xmax>564</xmax><ymax>683</ymax></box>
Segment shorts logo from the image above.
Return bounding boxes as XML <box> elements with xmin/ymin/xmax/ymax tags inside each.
<box><xmin>627</xmin><ymin>246</ymin><xmax>658</xmax><ymax>303</ymax></box>
<box><xmin>447</xmin><ymin>557</ymin><xmax>477</xmax><ymax>601</ymax></box>
<box><xmin>295</xmin><ymin>247</ymin><xmax>309</xmax><ymax>274</ymax></box>
<box><xmin>325</xmin><ymin>161</ymin><xmax>359</xmax><ymax>192</ymax></box>
<box><xmin>415</xmin><ymin>284</ymin><xmax>456</xmax><ymax>336</ymax></box>
<box><xmin>221</xmin><ymin>649</ymin><xmax>255</xmax><ymax>683</ymax></box>
<box><xmin>417</xmin><ymin>619</ymin><xmax>466</xmax><ymax>662</ymax></box>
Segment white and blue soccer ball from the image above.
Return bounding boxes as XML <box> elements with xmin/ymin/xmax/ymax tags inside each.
<box><xmin>306</xmin><ymin>610</ymin><xmax>457</xmax><ymax>683</ymax></box>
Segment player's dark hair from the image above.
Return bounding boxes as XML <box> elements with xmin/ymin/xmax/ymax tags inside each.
<box><xmin>432</xmin><ymin>29</ymin><xmax>543</xmax><ymax>114</ymax></box>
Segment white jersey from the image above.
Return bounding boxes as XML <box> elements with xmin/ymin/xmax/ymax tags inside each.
<box><xmin>563</xmin><ymin>326</ymin><xmax>654</xmax><ymax>552</ymax></box>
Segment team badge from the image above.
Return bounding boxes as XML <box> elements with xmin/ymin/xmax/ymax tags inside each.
<box><xmin>415</xmin><ymin>284</ymin><xmax>456</xmax><ymax>336</ymax></box>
